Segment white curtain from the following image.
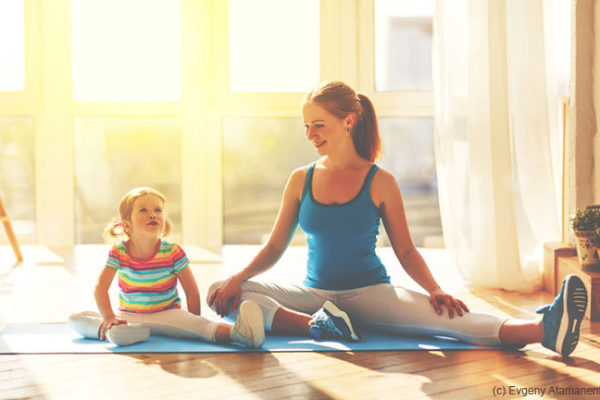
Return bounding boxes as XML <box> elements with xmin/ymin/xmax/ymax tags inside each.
<box><xmin>433</xmin><ymin>0</ymin><xmax>562</xmax><ymax>291</ymax></box>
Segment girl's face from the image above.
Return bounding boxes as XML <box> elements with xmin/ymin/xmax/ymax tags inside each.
<box><xmin>124</xmin><ymin>194</ymin><xmax>166</xmax><ymax>240</ymax></box>
<box><xmin>302</xmin><ymin>102</ymin><xmax>355</xmax><ymax>156</ymax></box>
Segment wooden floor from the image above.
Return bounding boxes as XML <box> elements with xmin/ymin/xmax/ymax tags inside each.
<box><xmin>1</xmin><ymin>245</ymin><xmax>600</xmax><ymax>400</ymax></box>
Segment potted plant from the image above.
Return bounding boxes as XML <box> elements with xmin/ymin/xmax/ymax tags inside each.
<box><xmin>590</xmin><ymin>227</ymin><xmax>600</xmax><ymax>267</ymax></box>
<box><xmin>571</xmin><ymin>206</ymin><xmax>600</xmax><ymax>266</ymax></box>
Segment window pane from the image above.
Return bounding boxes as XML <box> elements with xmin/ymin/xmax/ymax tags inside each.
<box><xmin>375</xmin><ymin>0</ymin><xmax>433</xmax><ymax>92</ymax></box>
<box><xmin>71</xmin><ymin>0</ymin><xmax>181</xmax><ymax>102</ymax></box>
<box><xmin>0</xmin><ymin>118</ymin><xmax>35</xmax><ymax>241</ymax></box>
<box><xmin>378</xmin><ymin>118</ymin><xmax>443</xmax><ymax>247</ymax></box>
<box><xmin>0</xmin><ymin>0</ymin><xmax>25</xmax><ymax>91</ymax></box>
<box><xmin>223</xmin><ymin>118</ymin><xmax>314</xmax><ymax>244</ymax></box>
<box><xmin>74</xmin><ymin>118</ymin><xmax>181</xmax><ymax>243</ymax></box>
<box><xmin>228</xmin><ymin>0</ymin><xmax>319</xmax><ymax>93</ymax></box>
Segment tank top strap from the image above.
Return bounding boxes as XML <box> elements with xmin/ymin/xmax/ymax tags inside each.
<box><xmin>361</xmin><ymin>164</ymin><xmax>379</xmax><ymax>194</ymax></box>
<box><xmin>301</xmin><ymin>162</ymin><xmax>316</xmax><ymax>201</ymax></box>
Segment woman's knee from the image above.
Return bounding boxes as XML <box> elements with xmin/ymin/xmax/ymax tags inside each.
<box><xmin>206</xmin><ymin>280</ymin><xmax>226</xmax><ymax>305</ymax></box>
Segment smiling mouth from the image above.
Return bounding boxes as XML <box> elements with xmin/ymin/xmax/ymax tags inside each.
<box><xmin>314</xmin><ymin>140</ymin><xmax>326</xmax><ymax>148</ymax></box>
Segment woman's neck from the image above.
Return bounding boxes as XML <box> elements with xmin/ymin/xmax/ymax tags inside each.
<box><xmin>127</xmin><ymin>236</ymin><xmax>160</xmax><ymax>260</ymax></box>
<box><xmin>322</xmin><ymin>148</ymin><xmax>369</xmax><ymax>170</ymax></box>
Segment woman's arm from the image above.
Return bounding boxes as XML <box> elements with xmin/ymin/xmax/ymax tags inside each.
<box><xmin>208</xmin><ymin>167</ymin><xmax>306</xmax><ymax>316</ymax></box>
<box><xmin>374</xmin><ymin>169</ymin><xmax>469</xmax><ymax>317</ymax></box>
<box><xmin>94</xmin><ymin>267</ymin><xmax>126</xmax><ymax>339</ymax></box>
<box><xmin>177</xmin><ymin>267</ymin><xmax>201</xmax><ymax>315</ymax></box>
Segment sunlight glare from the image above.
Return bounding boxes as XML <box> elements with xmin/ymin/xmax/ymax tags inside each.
<box><xmin>228</xmin><ymin>0</ymin><xmax>319</xmax><ymax>93</ymax></box>
<box><xmin>71</xmin><ymin>0</ymin><xmax>180</xmax><ymax>102</ymax></box>
<box><xmin>0</xmin><ymin>0</ymin><xmax>25</xmax><ymax>92</ymax></box>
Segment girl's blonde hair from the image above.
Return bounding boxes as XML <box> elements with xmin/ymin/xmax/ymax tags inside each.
<box><xmin>302</xmin><ymin>80</ymin><xmax>382</xmax><ymax>162</ymax></box>
<box><xmin>103</xmin><ymin>186</ymin><xmax>172</xmax><ymax>241</ymax></box>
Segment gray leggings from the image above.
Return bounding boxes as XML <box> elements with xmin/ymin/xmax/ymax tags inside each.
<box><xmin>208</xmin><ymin>281</ymin><xmax>506</xmax><ymax>346</ymax></box>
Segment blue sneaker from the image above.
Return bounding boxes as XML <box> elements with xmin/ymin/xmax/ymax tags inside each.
<box><xmin>309</xmin><ymin>300</ymin><xmax>360</xmax><ymax>342</ymax></box>
<box><xmin>536</xmin><ymin>274</ymin><xmax>587</xmax><ymax>357</ymax></box>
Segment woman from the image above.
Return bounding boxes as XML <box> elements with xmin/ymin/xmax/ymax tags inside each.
<box><xmin>208</xmin><ymin>80</ymin><xmax>587</xmax><ymax>357</ymax></box>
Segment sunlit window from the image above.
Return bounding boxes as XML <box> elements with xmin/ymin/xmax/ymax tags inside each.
<box><xmin>0</xmin><ymin>118</ymin><xmax>35</xmax><ymax>241</ymax></box>
<box><xmin>228</xmin><ymin>0</ymin><xmax>319</xmax><ymax>93</ymax></box>
<box><xmin>223</xmin><ymin>118</ymin><xmax>313</xmax><ymax>244</ymax></box>
<box><xmin>0</xmin><ymin>0</ymin><xmax>25</xmax><ymax>92</ymax></box>
<box><xmin>378</xmin><ymin>118</ymin><xmax>442</xmax><ymax>247</ymax></box>
<box><xmin>71</xmin><ymin>0</ymin><xmax>181</xmax><ymax>102</ymax></box>
<box><xmin>375</xmin><ymin>0</ymin><xmax>433</xmax><ymax>92</ymax></box>
<box><xmin>74</xmin><ymin>118</ymin><xmax>182</xmax><ymax>243</ymax></box>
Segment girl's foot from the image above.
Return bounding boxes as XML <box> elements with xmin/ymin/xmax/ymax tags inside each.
<box><xmin>106</xmin><ymin>324</ymin><xmax>150</xmax><ymax>346</ymax></box>
<box><xmin>68</xmin><ymin>312</ymin><xmax>149</xmax><ymax>346</ymax></box>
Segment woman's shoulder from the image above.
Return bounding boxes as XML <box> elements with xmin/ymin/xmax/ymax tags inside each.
<box><xmin>284</xmin><ymin>163</ymin><xmax>314</xmax><ymax>200</ymax></box>
<box><xmin>290</xmin><ymin>164</ymin><xmax>310</xmax><ymax>179</ymax></box>
<box><xmin>370</xmin><ymin>165</ymin><xmax>400</xmax><ymax>205</ymax></box>
<box><xmin>289</xmin><ymin>163</ymin><xmax>319</xmax><ymax>187</ymax></box>
<box><xmin>371</xmin><ymin>165</ymin><xmax>396</xmax><ymax>184</ymax></box>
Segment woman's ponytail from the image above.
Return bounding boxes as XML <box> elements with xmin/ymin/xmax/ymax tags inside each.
<box><xmin>354</xmin><ymin>93</ymin><xmax>381</xmax><ymax>162</ymax></box>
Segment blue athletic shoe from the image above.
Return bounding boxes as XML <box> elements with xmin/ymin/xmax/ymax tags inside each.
<box><xmin>309</xmin><ymin>300</ymin><xmax>360</xmax><ymax>342</ymax></box>
<box><xmin>536</xmin><ymin>274</ymin><xmax>587</xmax><ymax>357</ymax></box>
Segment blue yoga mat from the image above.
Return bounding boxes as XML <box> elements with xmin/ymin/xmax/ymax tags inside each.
<box><xmin>0</xmin><ymin>323</ymin><xmax>496</xmax><ymax>354</ymax></box>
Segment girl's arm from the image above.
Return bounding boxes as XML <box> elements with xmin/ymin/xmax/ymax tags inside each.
<box><xmin>374</xmin><ymin>169</ymin><xmax>469</xmax><ymax>318</ymax></box>
<box><xmin>94</xmin><ymin>266</ymin><xmax>126</xmax><ymax>339</ymax></box>
<box><xmin>177</xmin><ymin>266</ymin><xmax>201</xmax><ymax>315</ymax></box>
<box><xmin>208</xmin><ymin>167</ymin><xmax>306</xmax><ymax>316</ymax></box>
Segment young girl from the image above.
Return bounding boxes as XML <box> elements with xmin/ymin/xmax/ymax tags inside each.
<box><xmin>69</xmin><ymin>186</ymin><xmax>265</xmax><ymax>348</ymax></box>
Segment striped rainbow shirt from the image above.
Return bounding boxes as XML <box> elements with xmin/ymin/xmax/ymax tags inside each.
<box><xmin>105</xmin><ymin>240</ymin><xmax>189</xmax><ymax>313</ymax></box>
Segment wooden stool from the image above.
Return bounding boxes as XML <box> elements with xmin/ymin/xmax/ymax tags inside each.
<box><xmin>0</xmin><ymin>192</ymin><xmax>23</xmax><ymax>262</ymax></box>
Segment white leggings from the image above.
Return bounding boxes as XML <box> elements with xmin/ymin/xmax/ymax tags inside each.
<box><xmin>208</xmin><ymin>281</ymin><xmax>506</xmax><ymax>346</ymax></box>
<box><xmin>69</xmin><ymin>309</ymin><xmax>220</xmax><ymax>342</ymax></box>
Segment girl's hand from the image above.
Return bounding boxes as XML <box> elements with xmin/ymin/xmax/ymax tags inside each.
<box><xmin>428</xmin><ymin>288</ymin><xmax>469</xmax><ymax>318</ymax></box>
<box><xmin>208</xmin><ymin>274</ymin><xmax>242</xmax><ymax>317</ymax></box>
<box><xmin>99</xmin><ymin>318</ymin><xmax>127</xmax><ymax>340</ymax></box>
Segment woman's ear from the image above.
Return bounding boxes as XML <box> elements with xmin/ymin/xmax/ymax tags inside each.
<box><xmin>345</xmin><ymin>114</ymin><xmax>357</xmax><ymax>130</ymax></box>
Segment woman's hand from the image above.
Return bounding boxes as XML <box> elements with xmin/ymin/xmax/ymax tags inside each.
<box><xmin>208</xmin><ymin>274</ymin><xmax>243</xmax><ymax>317</ymax></box>
<box><xmin>428</xmin><ymin>288</ymin><xmax>469</xmax><ymax>318</ymax></box>
<box><xmin>99</xmin><ymin>318</ymin><xmax>127</xmax><ymax>340</ymax></box>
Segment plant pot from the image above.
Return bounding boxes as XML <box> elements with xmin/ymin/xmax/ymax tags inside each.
<box><xmin>575</xmin><ymin>230</ymin><xmax>599</xmax><ymax>266</ymax></box>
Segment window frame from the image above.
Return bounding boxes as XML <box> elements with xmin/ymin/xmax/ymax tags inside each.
<box><xmin>0</xmin><ymin>0</ymin><xmax>435</xmax><ymax>251</ymax></box>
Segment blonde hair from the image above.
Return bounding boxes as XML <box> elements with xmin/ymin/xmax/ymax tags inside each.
<box><xmin>103</xmin><ymin>186</ymin><xmax>172</xmax><ymax>241</ymax></box>
<box><xmin>303</xmin><ymin>80</ymin><xmax>382</xmax><ymax>162</ymax></box>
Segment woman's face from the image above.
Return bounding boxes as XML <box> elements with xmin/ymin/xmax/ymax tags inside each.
<box><xmin>302</xmin><ymin>102</ymin><xmax>354</xmax><ymax>156</ymax></box>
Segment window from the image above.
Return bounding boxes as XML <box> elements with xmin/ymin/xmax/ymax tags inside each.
<box><xmin>71</xmin><ymin>0</ymin><xmax>181</xmax><ymax>101</ymax></box>
<box><xmin>1</xmin><ymin>1</ymin><xmax>442</xmax><ymax>249</ymax></box>
<box><xmin>0</xmin><ymin>0</ymin><xmax>25</xmax><ymax>92</ymax></box>
<box><xmin>228</xmin><ymin>0</ymin><xmax>319</xmax><ymax>93</ymax></box>
<box><xmin>0</xmin><ymin>118</ymin><xmax>35</xmax><ymax>242</ymax></box>
<box><xmin>375</xmin><ymin>0</ymin><xmax>434</xmax><ymax>91</ymax></box>
<box><xmin>74</xmin><ymin>118</ymin><xmax>182</xmax><ymax>243</ymax></box>
<box><xmin>378</xmin><ymin>118</ymin><xmax>441</xmax><ymax>247</ymax></box>
<box><xmin>223</xmin><ymin>118</ymin><xmax>313</xmax><ymax>244</ymax></box>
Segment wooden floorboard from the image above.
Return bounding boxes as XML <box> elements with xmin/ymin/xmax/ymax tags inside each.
<box><xmin>1</xmin><ymin>245</ymin><xmax>600</xmax><ymax>399</ymax></box>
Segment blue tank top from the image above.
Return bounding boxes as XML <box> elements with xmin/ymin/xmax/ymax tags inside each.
<box><xmin>298</xmin><ymin>163</ymin><xmax>391</xmax><ymax>290</ymax></box>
